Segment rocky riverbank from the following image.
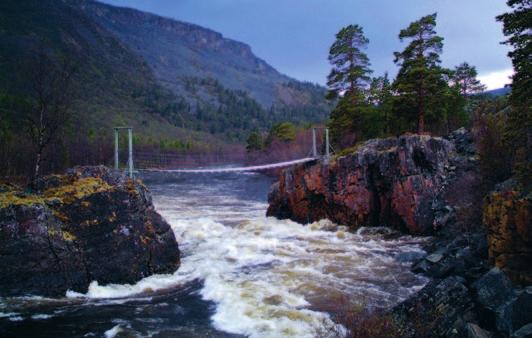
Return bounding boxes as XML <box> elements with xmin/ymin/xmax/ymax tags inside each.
<box><xmin>0</xmin><ymin>166</ymin><xmax>180</xmax><ymax>297</ymax></box>
<box><xmin>267</xmin><ymin>129</ymin><xmax>479</xmax><ymax>235</ymax></box>
<box><xmin>268</xmin><ymin>129</ymin><xmax>532</xmax><ymax>337</ymax></box>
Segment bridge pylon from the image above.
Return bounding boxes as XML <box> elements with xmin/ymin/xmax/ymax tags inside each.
<box><xmin>311</xmin><ymin>127</ymin><xmax>332</xmax><ymax>163</ymax></box>
<box><xmin>113</xmin><ymin>127</ymin><xmax>134</xmax><ymax>178</ymax></box>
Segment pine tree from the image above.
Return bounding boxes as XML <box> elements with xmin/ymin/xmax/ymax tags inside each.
<box><xmin>392</xmin><ymin>13</ymin><xmax>447</xmax><ymax>134</ymax></box>
<box><xmin>326</xmin><ymin>25</ymin><xmax>372</xmax><ymax>100</ymax></box>
<box><xmin>368</xmin><ymin>73</ymin><xmax>393</xmax><ymax>134</ymax></box>
<box><xmin>497</xmin><ymin>0</ymin><xmax>531</xmax><ymax>189</ymax></box>
<box><xmin>326</xmin><ymin>25</ymin><xmax>374</xmax><ymax>146</ymax></box>
<box><xmin>246</xmin><ymin>130</ymin><xmax>263</xmax><ymax>152</ymax></box>
<box><xmin>453</xmin><ymin>62</ymin><xmax>486</xmax><ymax>97</ymax></box>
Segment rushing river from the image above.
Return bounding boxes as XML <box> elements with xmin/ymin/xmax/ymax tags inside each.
<box><xmin>0</xmin><ymin>172</ymin><xmax>428</xmax><ymax>338</ymax></box>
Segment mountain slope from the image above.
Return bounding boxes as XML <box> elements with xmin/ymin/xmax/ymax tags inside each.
<box><xmin>0</xmin><ymin>0</ymin><xmax>330</xmax><ymax>150</ymax></box>
<box><xmin>0</xmin><ymin>0</ymin><xmax>203</xmax><ymax>142</ymax></box>
<box><xmin>77</xmin><ymin>0</ymin><xmax>326</xmax><ymax>111</ymax></box>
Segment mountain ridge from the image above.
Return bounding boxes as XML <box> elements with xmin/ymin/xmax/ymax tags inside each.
<box><xmin>0</xmin><ymin>0</ymin><xmax>330</xmax><ymax>172</ymax></box>
<box><xmin>76</xmin><ymin>0</ymin><xmax>324</xmax><ymax>110</ymax></box>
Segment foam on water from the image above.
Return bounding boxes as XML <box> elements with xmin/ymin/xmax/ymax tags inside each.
<box><xmin>66</xmin><ymin>174</ymin><xmax>428</xmax><ymax>338</ymax></box>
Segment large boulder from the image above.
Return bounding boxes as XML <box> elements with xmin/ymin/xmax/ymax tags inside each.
<box><xmin>267</xmin><ymin>134</ymin><xmax>459</xmax><ymax>235</ymax></box>
<box><xmin>484</xmin><ymin>180</ymin><xmax>532</xmax><ymax>285</ymax></box>
<box><xmin>472</xmin><ymin>268</ymin><xmax>516</xmax><ymax>334</ymax></box>
<box><xmin>391</xmin><ymin>276</ymin><xmax>474</xmax><ymax>337</ymax></box>
<box><xmin>0</xmin><ymin>166</ymin><xmax>180</xmax><ymax>297</ymax></box>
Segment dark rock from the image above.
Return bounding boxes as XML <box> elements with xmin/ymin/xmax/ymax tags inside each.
<box><xmin>395</xmin><ymin>251</ymin><xmax>426</xmax><ymax>263</ymax></box>
<box><xmin>392</xmin><ymin>276</ymin><xmax>473</xmax><ymax>338</ymax></box>
<box><xmin>473</xmin><ymin>268</ymin><xmax>515</xmax><ymax>310</ymax></box>
<box><xmin>495</xmin><ymin>290</ymin><xmax>532</xmax><ymax>337</ymax></box>
<box><xmin>466</xmin><ymin>323</ymin><xmax>492</xmax><ymax>338</ymax></box>
<box><xmin>0</xmin><ymin>166</ymin><xmax>180</xmax><ymax>297</ymax></box>
<box><xmin>448</xmin><ymin>127</ymin><xmax>476</xmax><ymax>156</ymax></box>
<box><xmin>513</xmin><ymin>324</ymin><xmax>532</xmax><ymax>338</ymax></box>
<box><xmin>426</xmin><ymin>253</ymin><xmax>444</xmax><ymax>263</ymax></box>
<box><xmin>473</xmin><ymin>268</ymin><xmax>516</xmax><ymax>332</ymax></box>
<box><xmin>412</xmin><ymin>259</ymin><xmax>431</xmax><ymax>274</ymax></box>
<box><xmin>511</xmin><ymin>287</ymin><xmax>532</xmax><ymax>332</ymax></box>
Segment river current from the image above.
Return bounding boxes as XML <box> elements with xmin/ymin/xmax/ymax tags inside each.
<box><xmin>0</xmin><ymin>172</ymin><xmax>428</xmax><ymax>337</ymax></box>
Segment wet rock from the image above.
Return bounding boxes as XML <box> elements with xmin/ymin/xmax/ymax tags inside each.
<box><xmin>472</xmin><ymin>268</ymin><xmax>516</xmax><ymax>332</ymax></box>
<box><xmin>395</xmin><ymin>251</ymin><xmax>426</xmax><ymax>263</ymax></box>
<box><xmin>473</xmin><ymin>268</ymin><xmax>515</xmax><ymax>310</ymax></box>
<box><xmin>426</xmin><ymin>253</ymin><xmax>444</xmax><ymax>263</ymax></box>
<box><xmin>484</xmin><ymin>180</ymin><xmax>532</xmax><ymax>285</ymax></box>
<box><xmin>511</xmin><ymin>287</ymin><xmax>532</xmax><ymax>332</ymax></box>
<box><xmin>0</xmin><ymin>166</ymin><xmax>180</xmax><ymax>297</ymax></box>
<box><xmin>513</xmin><ymin>324</ymin><xmax>532</xmax><ymax>338</ymax></box>
<box><xmin>392</xmin><ymin>276</ymin><xmax>473</xmax><ymax>338</ymax></box>
<box><xmin>268</xmin><ymin>134</ymin><xmax>456</xmax><ymax>235</ymax></box>
<box><xmin>466</xmin><ymin>323</ymin><xmax>492</xmax><ymax>338</ymax></box>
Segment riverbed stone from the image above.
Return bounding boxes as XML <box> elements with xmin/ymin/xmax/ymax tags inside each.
<box><xmin>392</xmin><ymin>276</ymin><xmax>473</xmax><ymax>338</ymax></box>
<box><xmin>466</xmin><ymin>323</ymin><xmax>492</xmax><ymax>338</ymax></box>
<box><xmin>513</xmin><ymin>323</ymin><xmax>532</xmax><ymax>338</ymax></box>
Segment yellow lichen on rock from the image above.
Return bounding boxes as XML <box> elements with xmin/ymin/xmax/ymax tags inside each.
<box><xmin>43</xmin><ymin>177</ymin><xmax>113</xmax><ymax>204</ymax></box>
<box><xmin>47</xmin><ymin>228</ymin><xmax>77</xmax><ymax>242</ymax></box>
<box><xmin>0</xmin><ymin>192</ymin><xmax>45</xmax><ymax>208</ymax></box>
<box><xmin>484</xmin><ymin>189</ymin><xmax>532</xmax><ymax>285</ymax></box>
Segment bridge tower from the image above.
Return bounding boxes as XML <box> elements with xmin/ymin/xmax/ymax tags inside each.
<box><xmin>113</xmin><ymin>127</ymin><xmax>134</xmax><ymax>178</ymax></box>
<box><xmin>311</xmin><ymin>127</ymin><xmax>332</xmax><ymax>163</ymax></box>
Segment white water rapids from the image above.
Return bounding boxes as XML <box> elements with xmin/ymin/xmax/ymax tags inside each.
<box><xmin>0</xmin><ymin>172</ymin><xmax>429</xmax><ymax>338</ymax></box>
<box><xmin>68</xmin><ymin>172</ymin><xmax>428</xmax><ymax>337</ymax></box>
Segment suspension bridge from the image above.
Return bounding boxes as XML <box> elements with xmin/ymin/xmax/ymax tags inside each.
<box><xmin>113</xmin><ymin>127</ymin><xmax>332</xmax><ymax>177</ymax></box>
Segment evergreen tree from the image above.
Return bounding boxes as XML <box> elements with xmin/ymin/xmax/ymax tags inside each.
<box><xmin>267</xmin><ymin>122</ymin><xmax>297</xmax><ymax>143</ymax></box>
<box><xmin>443</xmin><ymin>80</ymin><xmax>468</xmax><ymax>132</ymax></box>
<box><xmin>368</xmin><ymin>73</ymin><xmax>393</xmax><ymax>134</ymax></box>
<box><xmin>246</xmin><ymin>130</ymin><xmax>263</xmax><ymax>152</ymax></box>
<box><xmin>326</xmin><ymin>24</ymin><xmax>374</xmax><ymax>146</ymax></box>
<box><xmin>453</xmin><ymin>62</ymin><xmax>486</xmax><ymax>97</ymax></box>
<box><xmin>326</xmin><ymin>25</ymin><xmax>372</xmax><ymax>100</ymax></box>
<box><xmin>392</xmin><ymin>13</ymin><xmax>447</xmax><ymax>134</ymax></box>
<box><xmin>497</xmin><ymin>0</ymin><xmax>531</xmax><ymax>188</ymax></box>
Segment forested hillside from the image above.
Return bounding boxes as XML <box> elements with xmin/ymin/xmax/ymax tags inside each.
<box><xmin>0</xmin><ymin>0</ymin><xmax>330</xmax><ymax>177</ymax></box>
<box><xmin>78</xmin><ymin>0</ymin><xmax>330</xmax><ymax>139</ymax></box>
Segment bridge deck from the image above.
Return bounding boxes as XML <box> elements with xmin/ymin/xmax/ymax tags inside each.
<box><xmin>141</xmin><ymin>157</ymin><xmax>317</xmax><ymax>173</ymax></box>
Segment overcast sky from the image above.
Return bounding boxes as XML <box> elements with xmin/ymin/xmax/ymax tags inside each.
<box><xmin>101</xmin><ymin>0</ymin><xmax>513</xmax><ymax>90</ymax></box>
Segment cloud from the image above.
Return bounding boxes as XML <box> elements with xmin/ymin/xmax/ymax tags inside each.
<box><xmin>478</xmin><ymin>68</ymin><xmax>514</xmax><ymax>90</ymax></box>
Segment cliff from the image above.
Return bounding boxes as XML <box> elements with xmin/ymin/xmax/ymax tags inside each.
<box><xmin>267</xmin><ymin>133</ymin><xmax>473</xmax><ymax>235</ymax></box>
<box><xmin>484</xmin><ymin>180</ymin><xmax>531</xmax><ymax>285</ymax></box>
<box><xmin>0</xmin><ymin>166</ymin><xmax>180</xmax><ymax>297</ymax></box>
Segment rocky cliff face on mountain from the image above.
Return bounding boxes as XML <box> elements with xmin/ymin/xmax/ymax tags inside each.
<box><xmin>77</xmin><ymin>0</ymin><xmax>328</xmax><ymax>111</ymax></box>
<box><xmin>0</xmin><ymin>166</ymin><xmax>180</xmax><ymax>297</ymax></box>
<box><xmin>267</xmin><ymin>133</ymin><xmax>471</xmax><ymax>235</ymax></box>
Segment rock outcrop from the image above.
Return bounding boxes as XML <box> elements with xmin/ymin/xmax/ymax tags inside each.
<box><xmin>484</xmin><ymin>180</ymin><xmax>532</xmax><ymax>285</ymax></box>
<box><xmin>267</xmin><ymin>134</ymin><xmax>464</xmax><ymax>235</ymax></box>
<box><xmin>0</xmin><ymin>166</ymin><xmax>180</xmax><ymax>297</ymax></box>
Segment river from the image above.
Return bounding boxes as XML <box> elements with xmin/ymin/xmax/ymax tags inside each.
<box><xmin>0</xmin><ymin>171</ymin><xmax>428</xmax><ymax>338</ymax></box>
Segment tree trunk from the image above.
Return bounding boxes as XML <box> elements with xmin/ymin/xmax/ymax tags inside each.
<box><xmin>418</xmin><ymin>109</ymin><xmax>425</xmax><ymax>134</ymax></box>
<box><xmin>33</xmin><ymin>149</ymin><xmax>42</xmax><ymax>187</ymax></box>
<box><xmin>418</xmin><ymin>79</ymin><xmax>426</xmax><ymax>134</ymax></box>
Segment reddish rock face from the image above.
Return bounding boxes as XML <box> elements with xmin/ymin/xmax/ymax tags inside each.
<box><xmin>267</xmin><ymin>135</ymin><xmax>455</xmax><ymax>235</ymax></box>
